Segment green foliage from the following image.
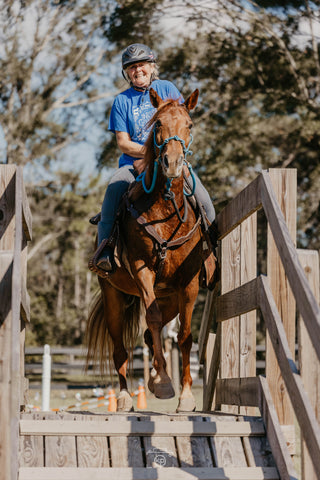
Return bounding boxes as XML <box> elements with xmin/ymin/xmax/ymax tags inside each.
<box><xmin>26</xmin><ymin>171</ymin><xmax>104</xmax><ymax>346</ymax></box>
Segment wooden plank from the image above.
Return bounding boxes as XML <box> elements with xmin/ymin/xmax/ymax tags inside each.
<box><xmin>11</xmin><ymin>168</ymin><xmax>23</xmax><ymax>480</ymax></box>
<box><xmin>203</xmin><ymin>332</ymin><xmax>216</xmax><ymax>410</ymax></box>
<box><xmin>0</xmin><ymin>165</ymin><xmax>16</xmax><ymax>251</ymax></box>
<box><xmin>20</xmin><ymin>418</ymin><xmax>266</xmax><ymax>437</ymax></box>
<box><xmin>199</xmin><ymin>284</ymin><xmax>219</xmax><ymax>364</ymax></box>
<box><xmin>19</xmin><ymin>435</ymin><xmax>44</xmax><ymax>468</ymax></box>
<box><xmin>45</xmin><ymin>435</ymin><xmax>77</xmax><ymax>467</ymax></box>
<box><xmin>260</xmin><ymin>170</ymin><xmax>320</xmax><ymax>361</ymax></box>
<box><xmin>19</xmin><ymin>466</ymin><xmax>280</xmax><ymax>480</ymax></box>
<box><xmin>141</xmin><ymin>414</ymin><xmax>178</xmax><ymax>467</ymax></box>
<box><xmin>207</xmin><ymin>415</ymin><xmax>248</xmax><ymax>468</ymax></box>
<box><xmin>21</xmin><ymin>174</ymin><xmax>32</xmax><ymax>241</ymax></box>
<box><xmin>259</xmin><ymin>275</ymin><xmax>320</xmax><ymax>474</ymax></box>
<box><xmin>220</xmin><ymin>226</ymin><xmax>241</xmax><ymax>414</ymax></box>
<box><xmin>239</xmin><ymin>214</ymin><xmax>257</xmax><ymax>416</ymax></box>
<box><xmin>108</xmin><ymin>414</ymin><xmax>144</xmax><ymax>467</ymax></box>
<box><xmin>175</xmin><ymin>415</ymin><xmax>214</xmax><ymax>467</ymax></box>
<box><xmin>216</xmin><ymin>278</ymin><xmax>259</xmax><ymax>323</ymax></box>
<box><xmin>258</xmin><ymin>376</ymin><xmax>297</xmax><ymax>480</ymax></box>
<box><xmin>298</xmin><ymin>249</ymin><xmax>320</xmax><ymax>480</ymax></box>
<box><xmin>215</xmin><ymin>377</ymin><xmax>260</xmax><ymax>408</ymax></box>
<box><xmin>19</xmin><ymin>413</ymin><xmax>45</xmax><ymax>468</ymax></box>
<box><xmin>202</xmin><ymin>325</ymin><xmax>221</xmax><ymax>411</ymax></box>
<box><xmin>217</xmin><ymin>173</ymin><xmax>262</xmax><ymax>239</ymax></box>
<box><xmin>265</xmin><ymin>169</ymin><xmax>296</xmax><ymax>431</ymax></box>
<box><xmin>76</xmin><ymin>414</ymin><xmax>109</xmax><ymax>468</ymax></box>
<box><xmin>0</xmin><ymin>252</ymin><xmax>14</xmax><ymax>480</ymax></box>
<box><xmin>240</xmin><ymin>416</ymin><xmax>276</xmax><ymax>469</ymax></box>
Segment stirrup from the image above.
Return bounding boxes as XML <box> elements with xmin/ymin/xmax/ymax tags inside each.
<box><xmin>88</xmin><ymin>238</ymin><xmax>115</xmax><ymax>277</ymax></box>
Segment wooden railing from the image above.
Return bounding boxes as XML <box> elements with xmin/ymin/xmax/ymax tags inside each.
<box><xmin>0</xmin><ymin>166</ymin><xmax>32</xmax><ymax>480</ymax></box>
<box><xmin>200</xmin><ymin>169</ymin><xmax>320</xmax><ymax>479</ymax></box>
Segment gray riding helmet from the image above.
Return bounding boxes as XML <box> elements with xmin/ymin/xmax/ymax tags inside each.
<box><xmin>122</xmin><ymin>43</ymin><xmax>156</xmax><ymax>69</ymax></box>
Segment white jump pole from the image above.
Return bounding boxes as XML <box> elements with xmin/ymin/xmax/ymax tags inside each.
<box><xmin>41</xmin><ymin>344</ymin><xmax>51</xmax><ymax>411</ymax></box>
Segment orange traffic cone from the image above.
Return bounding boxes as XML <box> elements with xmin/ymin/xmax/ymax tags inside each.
<box><xmin>108</xmin><ymin>388</ymin><xmax>117</xmax><ymax>412</ymax></box>
<box><xmin>137</xmin><ymin>384</ymin><xmax>147</xmax><ymax>409</ymax></box>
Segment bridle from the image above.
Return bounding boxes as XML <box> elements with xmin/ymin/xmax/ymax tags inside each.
<box><xmin>136</xmin><ymin>126</ymin><xmax>197</xmax><ymax>198</ymax></box>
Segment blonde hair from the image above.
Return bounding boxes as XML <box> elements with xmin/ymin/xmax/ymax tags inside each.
<box><xmin>123</xmin><ymin>62</ymin><xmax>159</xmax><ymax>86</ymax></box>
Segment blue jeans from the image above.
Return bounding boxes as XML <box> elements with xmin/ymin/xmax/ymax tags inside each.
<box><xmin>98</xmin><ymin>165</ymin><xmax>215</xmax><ymax>244</ymax></box>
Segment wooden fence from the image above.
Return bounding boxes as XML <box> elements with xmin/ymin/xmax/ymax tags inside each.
<box><xmin>0</xmin><ymin>166</ymin><xmax>32</xmax><ymax>480</ymax></box>
<box><xmin>199</xmin><ymin>168</ymin><xmax>320</xmax><ymax>479</ymax></box>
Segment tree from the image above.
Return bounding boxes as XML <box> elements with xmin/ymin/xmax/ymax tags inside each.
<box><xmin>99</xmin><ymin>0</ymin><xmax>320</xmax><ymax>251</ymax></box>
<box><xmin>26</xmin><ymin>171</ymin><xmax>104</xmax><ymax>346</ymax></box>
<box><xmin>0</xmin><ymin>0</ymin><xmax>116</xmax><ymax>165</ymax></box>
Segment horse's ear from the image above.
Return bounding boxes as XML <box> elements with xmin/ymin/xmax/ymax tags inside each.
<box><xmin>184</xmin><ymin>89</ymin><xmax>199</xmax><ymax>111</ymax></box>
<box><xmin>149</xmin><ymin>88</ymin><xmax>164</xmax><ymax>108</ymax></box>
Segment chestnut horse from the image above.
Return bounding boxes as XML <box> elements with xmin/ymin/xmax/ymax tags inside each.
<box><xmin>86</xmin><ymin>88</ymin><xmax>215</xmax><ymax>412</ymax></box>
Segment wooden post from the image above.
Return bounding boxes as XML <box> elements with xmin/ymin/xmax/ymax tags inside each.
<box><xmin>219</xmin><ymin>214</ymin><xmax>257</xmax><ymax>414</ymax></box>
<box><xmin>0</xmin><ymin>166</ymin><xmax>31</xmax><ymax>480</ymax></box>
<box><xmin>239</xmin><ymin>213</ymin><xmax>257</xmax><ymax>416</ymax></box>
<box><xmin>298</xmin><ymin>249</ymin><xmax>320</xmax><ymax>480</ymax></box>
<box><xmin>266</xmin><ymin>169</ymin><xmax>296</xmax><ymax>453</ymax></box>
<box><xmin>220</xmin><ymin>226</ymin><xmax>240</xmax><ymax>413</ymax></box>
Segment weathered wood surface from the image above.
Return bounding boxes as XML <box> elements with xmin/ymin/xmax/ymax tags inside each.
<box><xmin>20</xmin><ymin>417</ymin><xmax>266</xmax><ymax>436</ymax></box>
<box><xmin>297</xmin><ymin>249</ymin><xmax>320</xmax><ymax>480</ymax></box>
<box><xmin>19</xmin><ymin>412</ymin><xmax>282</xmax><ymax>478</ymax></box>
<box><xmin>0</xmin><ymin>165</ymin><xmax>31</xmax><ymax>480</ymax></box>
<box><xmin>261</xmin><ymin>169</ymin><xmax>320</xmax><ymax>362</ymax></box>
<box><xmin>108</xmin><ymin>413</ymin><xmax>143</xmax><ymax>467</ymax></box>
<box><xmin>216</xmin><ymin>173</ymin><xmax>261</xmax><ymax>239</ymax></box>
<box><xmin>259</xmin><ymin>276</ymin><xmax>320</xmax><ymax>475</ymax></box>
<box><xmin>19</xmin><ymin>466</ymin><xmax>280</xmax><ymax>480</ymax></box>
<box><xmin>265</xmin><ymin>169</ymin><xmax>296</xmax><ymax>431</ymax></box>
<box><xmin>220</xmin><ymin>225</ymin><xmax>241</xmax><ymax>414</ymax></box>
<box><xmin>258</xmin><ymin>376</ymin><xmax>297</xmax><ymax>480</ymax></box>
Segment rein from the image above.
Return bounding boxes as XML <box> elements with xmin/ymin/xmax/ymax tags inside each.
<box><xmin>136</xmin><ymin>127</ymin><xmax>197</xmax><ymax>199</ymax></box>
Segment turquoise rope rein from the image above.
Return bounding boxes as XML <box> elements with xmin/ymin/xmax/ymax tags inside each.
<box><xmin>137</xmin><ymin>127</ymin><xmax>196</xmax><ymax>196</ymax></box>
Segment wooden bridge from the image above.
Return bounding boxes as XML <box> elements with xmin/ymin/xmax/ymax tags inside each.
<box><xmin>1</xmin><ymin>165</ymin><xmax>319</xmax><ymax>480</ymax></box>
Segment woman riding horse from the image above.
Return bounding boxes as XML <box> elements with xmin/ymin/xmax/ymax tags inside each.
<box><xmin>89</xmin><ymin>43</ymin><xmax>216</xmax><ymax>275</ymax></box>
<box><xmin>86</xmin><ymin>86</ymin><xmax>216</xmax><ymax>412</ymax></box>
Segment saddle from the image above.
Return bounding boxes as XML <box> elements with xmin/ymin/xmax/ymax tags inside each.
<box><xmin>89</xmin><ymin>171</ymin><xmax>217</xmax><ymax>289</ymax></box>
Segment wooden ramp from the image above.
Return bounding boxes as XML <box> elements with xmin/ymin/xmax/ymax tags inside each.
<box><xmin>19</xmin><ymin>411</ymin><xmax>280</xmax><ymax>480</ymax></box>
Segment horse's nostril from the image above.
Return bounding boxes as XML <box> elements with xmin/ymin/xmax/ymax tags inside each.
<box><xmin>163</xmin><ymin>154</ymin><xmax>169</xmax><ymax>169</ymax></box>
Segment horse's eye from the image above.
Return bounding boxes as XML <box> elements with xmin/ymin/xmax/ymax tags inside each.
<box><xmin>188</xmin><ymin>123</ymin><xmax>193</xmax><ymax>130</ymax></box>
<box><xmin>155</xmin><ymin>120</ymin><xmax>162</xmax><ymax>130</ymax></box>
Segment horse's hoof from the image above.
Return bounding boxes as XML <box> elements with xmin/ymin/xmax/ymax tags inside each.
<box><xmin>153</xmin><ymin>381</ymin><xmax>175</xmax><ymax>399</ymax></box>
<box><xmin>117</xmin><ymin>389</ymin><xmax>134</xmax><ymax>412</ymax></box>
<box><xmin>148</xmin><ymin>375</ymin><xmax>155</xmax><ymax>394</ymax></box>
<box><xmin>176</xmin><ymin>396</ymin><xmax>196</xmax><ymax>412</ymax></box>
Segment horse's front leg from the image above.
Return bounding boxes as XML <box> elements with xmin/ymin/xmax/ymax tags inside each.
<box><xmin>176</xmin><ymin>280</ymin><xmax>199</xmax><ymax>412</ymax></box>
<box><xmin>135</xmin><ymin>269</ymin><xmax>175</xmax><ymax>399</ymax></box>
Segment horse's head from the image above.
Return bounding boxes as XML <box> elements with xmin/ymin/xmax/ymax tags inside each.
<box><xmin>149</xmin><ymin>88</ymin><xmax>199</xmax><ymax>179</ymax></box>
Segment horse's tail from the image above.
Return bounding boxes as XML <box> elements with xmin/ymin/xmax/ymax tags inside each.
<box><xmin>85</xmin><ymin>291</ymin><xmax>141</xmax><ymax>377</ymax></box>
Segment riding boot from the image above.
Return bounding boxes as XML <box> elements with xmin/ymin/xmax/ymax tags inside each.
<box><xmin>88</xmin><ymin>238</ymin><xmax>116</xmax><ymax>277</ymax></box>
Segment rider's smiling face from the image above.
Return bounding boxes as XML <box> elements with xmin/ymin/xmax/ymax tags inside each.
<box><xmin>126</xmin><ymin>61</ymin><xmax>154</xmax><ymax>89</ymax></box>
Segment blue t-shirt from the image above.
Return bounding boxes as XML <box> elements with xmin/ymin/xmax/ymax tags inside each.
<box><xmin>108</xmin><ymin>79</ymin><xmax>183</xmax><ymax>167</ymax></box>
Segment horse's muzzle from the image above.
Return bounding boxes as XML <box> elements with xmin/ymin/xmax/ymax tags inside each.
<box><xmin>162</xmin><ymin>153</ymin><xmax>184</xmax><ymax>178</ymax></box>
